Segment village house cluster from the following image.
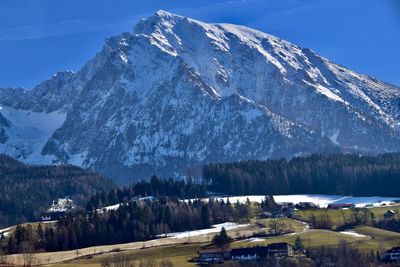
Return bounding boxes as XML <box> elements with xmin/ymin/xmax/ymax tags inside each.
<box><xmin>41</xmin><ymin>198</ymin><xmax>76</xmax><ymax>221</ymax></box>
<box><xmin>197</xmin><ymin>242</ymin><xmax>304</xmax><ymax>264</ymax></box>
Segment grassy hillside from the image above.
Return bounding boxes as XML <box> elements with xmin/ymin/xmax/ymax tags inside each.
<box><xmin>43</xmin><ymin>225</ymin><xmax>400</xmax><ymax>267</ymax></box>
<box><xmin>294</xmin><ymin>205</ymin><xmax>400</xmax><ymax>229</ymax></box>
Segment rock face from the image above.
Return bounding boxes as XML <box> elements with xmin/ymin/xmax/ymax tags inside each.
<box><xmin>0</xmin><ymin>11</ymin><xmax>399</xmax><ymax>184</ymax></box>
<box><xmin>0</xmin><ymin>112</ymin><xmax>9</xmax><ymax>144</ymax></box>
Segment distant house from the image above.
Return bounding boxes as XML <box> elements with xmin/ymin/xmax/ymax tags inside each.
<box><xmin>131</xmin><ymin>195</ymin><xmax>155</xmax><ymax>202</ymax></box>
<box><xmin>384</xmin><ymin>210</ymin><xmax>396</xmax><ymax>219</ymax></box>
<box><xmin>198</xmin><ymin>243</ymin><xmax>299</xmax><ymax>264</ymax></box>
<box><xmin>327</xmin><ymin>203</ymin><xmax>355</xmax><ymax>209</ymax></box>
<box><xmin>198</xmin><ymin>248</ymin><xmax>231</xmax><ymax>263</ymax></box>
<box><xmin>383</xmin><ymin>246</ymin><xmax>400</xmax><ymax>262</ymax></box>
<box><xmin>41</xmin><ymin>198</ymin><xmax>76</xmax><ymax>221</ymax></box>
<box><xmin>41</xmin><ymin>211</ymin><xmax>67</xmax><ymax>221</ymax></box>
<box><xmin>280</xmin><ymin>202</ymin><xmax>294</xmax><ymax>208</ymax></box>
<box><xmin>259</xmin><ymin>211</ymin><xmax>273</xmax><ymax>218</ymax></box>
<box><xmin>297</xmin><ymin>202</ymin><xmax>318</xmax><ymax>210</ymax></box>
<box><xmin>260</xmin><ymin>205</ymin><xmax>294</xmax><ymax>219</ymax></box>
<box><xmin>267</xmin><ymin>242</ymin><xmax>295</xmax><ymax>258</ymax></box>
<box><xmin>230</xmin><ymin>243</ymin><xmax>295</xmax><ymax>260</ymax></box>
<box><xmin>231</xmin><ymin>246</ymin><xmax>267</xmax><ymax>260</ymax></box>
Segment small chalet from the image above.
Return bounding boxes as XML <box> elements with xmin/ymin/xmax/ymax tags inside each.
<box><xmin>198</xmin><ymin>243</ymin><xmax>299</xmax><ymax>264</ymax></box>
<box><xmin>41</xmin><ymin>198</ymin><xmax>76</xmax><ymax>221</ymax></box>
<box><xmin>383</xmin><ymin>246</ymin><xmax>400</xmax><ymax>262</ymax></box>
<box><xmin>198</xmin><ymin>248</ymin><xmax>231</xmax><ymax>263</ymax></box>
<box><xmin>259</xmin><ymin>211</ymin><xmax>273</xmax><ymax>218</ymax></box>
<box><xmin>280</xmin><ymin>202</ymin><xmax>294</xmax><ymax>208</ymax></box>
<box><xmin>267</xmin><ymin>242</ymin><xmax>294</xmax><ymax>258</ymax></box>
<box><xmin>327</xmin><ymin>203</ymin><xmax>355</xmax><ymax>209</ymax></box>
<box><xmin>231</xmin><ymin>246</ymin><xmax>267</xmax><ymax>260</ymax></box>
<box><xmin>260</xmin><ymin>206</ymin><xmax>294</xmax><ymax>219</ymax></box>
<box><xmin>230</xmin><ymin>243</ymin><xmax>295</xmax><ymax>260</ymax></box>
<box><xmin>297</xmin><ymin>202</ymin><xmax>318</xmax><ymax>210</ymax></box>
<box><xmin>131</xmin><ymin>195</ymin><xmax>155</xmax><ymax>202</ymax></box>
<box><xmin>41</xmin><ymin>211</ymin><xmax>67</xmax><ymax>221</ymax></box>
<box><xmin>384</xmin><ymin>210</ymin><xmax>396</xmax><ymax>219</ymax></box>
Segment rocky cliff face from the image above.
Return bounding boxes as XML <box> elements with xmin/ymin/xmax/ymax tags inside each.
<box><xmin>0</xmin><ymin>11</ymin><xmax>399</xmax><ymax>184</ymax></box>
<box><xmin>0</xmin><ymin>112</ymin><xmax>9</xmax><ymax>144</ymax></box>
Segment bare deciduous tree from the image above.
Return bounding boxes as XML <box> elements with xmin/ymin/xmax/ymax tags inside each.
<box><xmin>159</xmin><ymin>259</ymin><xmax>174</xmax><ymax>267</ymax></box>
<box><xmin>21</xmin><ymin>241</ymin><xmax>36</xmax><ymax>267</ymax></box>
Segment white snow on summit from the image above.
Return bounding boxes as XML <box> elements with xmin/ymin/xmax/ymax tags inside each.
<box><xmin>0</xmin><ymin>10</ymin><xmax>399</xmax><ymax>182</ymax></box>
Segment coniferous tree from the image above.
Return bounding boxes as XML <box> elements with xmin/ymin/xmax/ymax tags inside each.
<box><xmin>212</xmin><ymin>227</ymin><xmax>232</xmax><ymax>249</ymax></box>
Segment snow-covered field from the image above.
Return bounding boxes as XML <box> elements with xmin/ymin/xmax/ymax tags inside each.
<box><xmin>192</xmin><ymin>194</ymin><xmax>400</xmax><ymax>208</ymax></box>
<box><xmin>97</xmin><ymin>203</ymin><xmax>121</xmax><ymax>212</ymax></box>
<box><xmin>98</xmin><ymin>197</ymin><xmax>156</xmax><ymax>212</ymax></box>
<box><xmin>0</xmin><ymin>226</ymin><xmax>12</xmax><ymax>237</ymax></box>
<box><xmin>159</xmin><ymin>222</ymin><xmax>249</xmax><ymax>239</ymax></box>
<box><xmin>101</xmin><ymin>194</ymin><xmax>400</xmax><ymax>214</ymax></box>
<box><xmin>339</xmin><ymin>231</ymin><xmax>370</xmax><ymax>238</ymax></box>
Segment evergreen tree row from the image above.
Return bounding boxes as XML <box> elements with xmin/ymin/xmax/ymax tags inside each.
<box><xmin>203</xmin><ymin>153</ymin><xmax>400</xmax><ymax>196</ymax></box>
<box><xmin>86</xmin><ymin>175</ymin><xmax>207</xmax><ymax>210</ymax></box>
<box><xmin>1</xmin><ymin>197</ymin><xmax>251</xmax><ymax>253</ymax></box>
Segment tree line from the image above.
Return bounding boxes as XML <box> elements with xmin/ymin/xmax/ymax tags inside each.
<box><xmin>203</xmin><ymin>153</ymin><xmax>400</xmax><ymax>196</ymax></box>
<box><xmin>1</xmin><ymin>197</ymin><xmax>251</xmax><ymax>254</ymax></box>
<box><xmin>86</xmin><ymin>175</ymin><xmax>207</xmax><ymax>210</ymax></box>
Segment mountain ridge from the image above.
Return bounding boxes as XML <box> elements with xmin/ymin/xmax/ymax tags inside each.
<box><xmin>0</xmin><ymin>10</ymin><xmax>399</xmax><ymax>184</ymax></box>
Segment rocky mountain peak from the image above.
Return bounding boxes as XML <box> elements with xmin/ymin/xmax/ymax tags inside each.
<box><xmin>0</xmin><ymin>11</ymin><xmax>399</xmax><ymax>184</ymax></box>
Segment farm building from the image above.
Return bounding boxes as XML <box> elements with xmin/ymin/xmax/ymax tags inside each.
<box><xmin>327</xmin><ymin>203</ymin><xmax>355</xmax><ymax>209</ymax></box>
<box><xmin>297</xmin><ymin>202</ymin><xmax>318</xmax><ymax>210</ymax></box>
<box><xmin>231</xmin><ymin>246</ymin><xmax>267</xmax><ymax>260</ymax></box>
<box><xmin>267</xmin><ymin>242</ymin><xmax>295</xmax><ymax>258</ymax></box>
<box><xmin>384</xmin><ymin>210</ymin><xmax>396</xmax><ymax>219</ymax></box>
<box><xmin>41</xmin><ymin>198</ymin><xmax>76</xmax><ymax>221</ymax></box>
<box><xmin>383</xmin><ymin>246</ymin><xmax>400</xmax><ymax>262</ymax></box>
<box><xmin>197</xmin><ymin>248</ymin><xmax>231</xmax><ymax>263</ymax></box>
<box><xmin>198</xmin><ymin>243</ymin><xmax>298</xmax><ymax>263</ymax></box>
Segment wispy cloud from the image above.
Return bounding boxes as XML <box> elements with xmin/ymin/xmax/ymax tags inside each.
<box><xmin>0</xmin><ymin>0</ymin><xmax>276</xmax><ymax>41</ymax></box>
<box><xmin>0</xmin><ymin>0</ymin><xmax>251</xmax><ymax>41</ymax></box>
<box><xmin>172</xmin><ymin>0</ymin><xmax>262</xmax><ymax>21</ymax></box>
<box><xmin>0</xmin><ymin>15</ymin><xmax>143</xmax><ymax>41</ymax></box>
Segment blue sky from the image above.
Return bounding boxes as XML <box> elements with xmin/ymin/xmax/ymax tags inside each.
<box><xmin>0</xmin><ymin>0</ymin><xmax>399</xmax><ymax>88</ymax></box>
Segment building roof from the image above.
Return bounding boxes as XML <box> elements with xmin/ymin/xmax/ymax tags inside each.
<box><xmin>231</xmin><ymin>246</ymin><xmax>267</xmax><ymax>256</ymax></box>
<box><xmin>47</xmin><ymin>198</ymin><xmax>76</xmax><ymax>212</ymax></box>
<box><xmin>385</xmin><ymin>246</ymin><xmax>400</xmax><ymax>253</ymax></box>
<box><xmin>385</xmin><ymin>209</ymin><xmax>395</xmax><ymax>214</ymax></box>
<box><xmin>198</xmin><ymin>248</ymin><xmax>231</xmax><ymax>254</ymax></box>
<box><xmin>384</xmin><ymin>210</ymin><xmax>396</xmax><ymax>217</ymax></box>
<box><xmin>268</xmin><ymin>242</ymin><xmax>293</xmax><ymax>249</ymax></box>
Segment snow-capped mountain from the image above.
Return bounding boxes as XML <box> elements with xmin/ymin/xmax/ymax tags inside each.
<box><xmin>0</xmin><ymin>11</ymin><xmax>399</xmax><ymax>184</ymax></box>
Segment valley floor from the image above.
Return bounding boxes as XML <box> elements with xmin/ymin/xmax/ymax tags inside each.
<box><xmin>3</xmin><ymin>203</ymin><xmax>400</xmax><ymax>266</ymax></box>
<box><xmin>42</xmin><ymin>224</ymin><xmax>400</xmax><ymax>267</ymax></box>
